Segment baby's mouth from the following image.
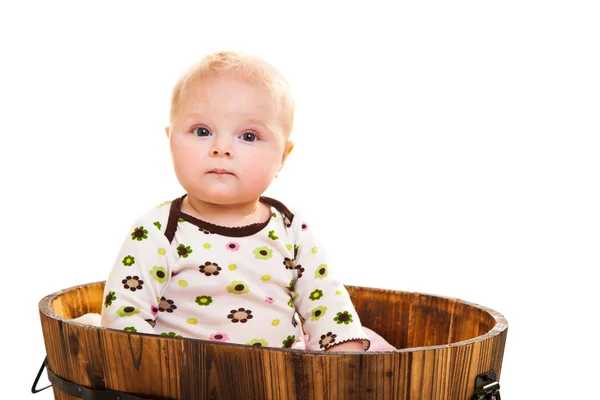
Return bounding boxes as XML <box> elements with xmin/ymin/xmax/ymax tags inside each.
<box><xmin>208</xmin><ymin>168</ymin><xmax>235</xmax><ymax>175</ymax></box>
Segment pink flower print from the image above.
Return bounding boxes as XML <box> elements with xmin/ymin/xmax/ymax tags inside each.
<box><xmin>150</xmin><ymin>305</ymin><xmax>159</xmax><ymax>316</ymax></box>
<box><xmin>265</xmin><ymin>296</ymin><xmax>275</xmax><ymax>304</ymax></box>
<box><xmin>301</xmin><ymin>222</ymin><xmax>309</xmax><ymax>231</ymax></box>
<box><xmin>226</xmin><ymin>242</ymin><xmax>240</xmax><ymax>252</ymax></box>
<box><xmin>209</xmin><ymin>332</ymin><xmax>230</xmax><ymax>342</ymax></box>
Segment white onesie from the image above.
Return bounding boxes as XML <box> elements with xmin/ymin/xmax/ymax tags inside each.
<box><xmin>101</xmin><ymin>195</ymin><xmax>370</xmax><ymax>351</ymax></box>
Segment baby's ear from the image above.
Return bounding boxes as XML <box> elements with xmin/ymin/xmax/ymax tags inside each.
<box><xmin>286</xmin><ymin>142</ymin><xmax>294</xmax><ymax>156</ymax></box>
<box><xmin>278</xmin><ymin>141</ymin><xmax>294</xmax><ymax>175</ymax></box>
<box><xmin>281</xmin><ymin>141</ymin><xmax>294</xmax><ymax>164</ymax></box>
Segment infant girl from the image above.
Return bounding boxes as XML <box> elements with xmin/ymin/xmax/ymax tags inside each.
<box><xmin>92</xmin><ymin>51</ymin><xmax>394</xmax><ymax>352</ymax></box>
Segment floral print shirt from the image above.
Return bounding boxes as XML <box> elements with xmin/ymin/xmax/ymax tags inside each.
<box><xmin>101</xmin><ymin>195</ymin><xmax>370</xmax><ymax>351</ymax></box>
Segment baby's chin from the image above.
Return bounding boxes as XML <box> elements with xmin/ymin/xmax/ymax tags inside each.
<box><xmin>187</xmin><ymin>187</ymin><xmax>261</xmax><ymax>206</ymax></box>
<box><xmin>182</xmin><ymin>174</ymin><xmax>273</xmax><ymax>205</ymax></box>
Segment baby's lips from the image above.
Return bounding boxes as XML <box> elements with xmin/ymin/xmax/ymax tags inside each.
<box><xmin>208</xmin><ymin>168</ymin><xmax>234</xmax><ymax>175</ymax></box>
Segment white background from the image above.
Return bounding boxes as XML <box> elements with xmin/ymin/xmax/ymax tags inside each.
<box><xmin>1</xmin><ymin>1</ymin><xmax>598</xmax><ymax>398</ymax></box>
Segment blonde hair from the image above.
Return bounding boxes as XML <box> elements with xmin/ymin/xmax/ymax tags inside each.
<box><xmin>169</xmin><ymin>51</ymin><xmax>295</xmax><ymax>138</ymax></box>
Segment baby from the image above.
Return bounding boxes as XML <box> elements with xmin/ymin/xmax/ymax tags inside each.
<box><xmin>100</xmin><ymin>51</ymin><xmax>393</xmax><ymax>352</ymax></box>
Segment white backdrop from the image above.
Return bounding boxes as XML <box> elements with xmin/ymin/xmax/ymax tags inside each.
<box><xmin>1</xmin><ymin>1</ymin><xmax>598</xmax><ymax>398</ymax></box>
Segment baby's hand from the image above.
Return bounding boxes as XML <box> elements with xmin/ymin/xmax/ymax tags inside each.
<box><xmin>326</xmin><ymin>340</ymin><xmax>364</xmax><ymax>352</ymax></box>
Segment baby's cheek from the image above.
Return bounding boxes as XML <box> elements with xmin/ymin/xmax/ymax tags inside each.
<box><xmin>241</xmin><ymin>160</ymin><xmax>278</xmax><ymax>190</ymax></box>
<box><xmin>174</xmin><ymin>147</ymin><xmax>208</xmax><ymax>177</ymax></box>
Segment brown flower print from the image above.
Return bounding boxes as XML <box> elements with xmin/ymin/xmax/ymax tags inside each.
<box><xmin>122</xmin><ymin>276</ymin><xmax>144</xmax><ymax>291</ymax></box>
<box><xmin>158</xmin><ymin>297</ymin><xmax>177</xmax><ymax>313</ymax></box>
<box><xmin>283</xmin><ymin>257</ymin><xmax>296</xmax><ymax>269</ymax></box>
<box><xmin>227</xmin><ymin>308</ymin><xmax>253</xmax><ymax>323</ymax></box>
<box><xmin>199</xmin><ymin>261</ymin><xmax>222</xmax><ymax>276</ymax></box>
<box><xmin>319</xmin><ymin>332</ymin><xmax>337</xmax><ymax>350</ymax></box>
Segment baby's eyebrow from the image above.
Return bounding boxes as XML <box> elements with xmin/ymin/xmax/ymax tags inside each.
<box><xmin>243</xmin><ymin>118</ymin><xmax>267</xmax><ymax>126</ymax></box>
<box><xmin>241</xmin><ymin>119</ymin><xmax>276</xmax><ymax>135</ymax></box>
<box><xmin>182</xmin><ymin>112</ymin><xmax>207</xmax><ymax>121</ymax></box>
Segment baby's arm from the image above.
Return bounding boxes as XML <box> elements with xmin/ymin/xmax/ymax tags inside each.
<box><xmin>325</xmin><ymin>340</ymin><xmax>364</xmax><ymax>352</ymax></box>
<box><xmin>291</xmin><ymin>216</ymin><xmax>370</xmax><ymax>352</ymax></box>
<box><xmin>101</xmin><ymin>215</ymin><xmax>176</xmax><ymax>334</ymax></box>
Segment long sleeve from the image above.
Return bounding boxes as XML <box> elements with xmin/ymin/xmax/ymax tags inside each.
<box><xmin>291</xmin><ymin>216</ymin><xmax>370</xmax><ymax>351</ymax></box>
<box><xmin>101</xmin><ymin>215</ymin><xmax>176</xmax><ymax>335</ymax></box>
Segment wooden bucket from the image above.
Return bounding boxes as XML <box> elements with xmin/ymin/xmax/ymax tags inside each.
<box><xmin>38</xmin><ymin>281</ymin><xmax>507</xmax><ymax>399</ymax></box>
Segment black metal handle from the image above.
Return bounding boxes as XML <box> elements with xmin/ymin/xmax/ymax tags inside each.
<box><xmin>31</xmin><ymin>357</ymin><xmax>51</xmax><ymax>394</ymax></box>
<box><xmin>473</xmin><ymin>370</ymin><xmax>501</xmax><ymax>400</ymax></box>
<box><xmin>31</xmin><ymin>355</ymin><xmax>161</xmax><ymax>399</ymax></box>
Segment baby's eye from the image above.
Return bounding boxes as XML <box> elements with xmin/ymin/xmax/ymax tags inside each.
<box><xmin>193</xmin><ymin>127</ymin><xmax>212</xmax><ymax>137</ymax></box>
<box><xmin>240</xmin><ymin>132</ymin><xmax>258</xmax><ymax>142</ymax></box>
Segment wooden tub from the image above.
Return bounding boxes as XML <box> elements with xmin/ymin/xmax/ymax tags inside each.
<box><xmin>38</xmin><ymin>281</ymin><xmax>507</xmax><ymax>399</ymax></box>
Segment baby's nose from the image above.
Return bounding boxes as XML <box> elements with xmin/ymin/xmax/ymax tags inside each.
<box><xmin>212</xmin><ymin>149</ymin><xmax>231</xmax><ymax>157</ymax></box>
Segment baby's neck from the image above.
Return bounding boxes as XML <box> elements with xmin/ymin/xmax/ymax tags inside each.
<box><xmin>181</xmin><ymin>195</ymin><xmax>270</xmax><ymax>228</ymax></box>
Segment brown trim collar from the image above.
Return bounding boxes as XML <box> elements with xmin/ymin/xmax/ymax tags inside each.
<box><xmin>170</xmin><ymin>194</ymin><xmax>295</xmax><ymax>238</ymax></box>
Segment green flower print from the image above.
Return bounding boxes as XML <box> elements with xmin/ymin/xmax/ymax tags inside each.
<box><xmin>195</xmin><ymin>296</ymin><xmax>213</xmax><ymax>306</ymax></box>
<box><xmin>285</xmin><ymin>279</ymin><xmax>295</xmax><ymax>292</ymax></box>
<box><xmin>122</xmin><ymin>255</ymin><xmax>135</xmax><ymax>267</ymax></box>
<box><xmin>282</xmin><ymin>335</ymin><xmax>296</xmax><ymax>348</ymax></box>
<box><xmin>160</xmin><ymin>332</ymin><xmax>183</xmax><ymax>338</ymax></box>
<box><xmin>227</xmin><ymin>281</ymin><xmax>250</xmax><ymax>295</ymax></box>
<box><xmin>247</xmin><ymin>338</ymin><xmax>269</xmax><ymax>348</ymax></box>
<box><xmin>315</xmin><ymin>264</ymin><xmax>328</xmax><ymax>279</ymax></box>
<box><xmin>309</xmin><ymin>289</ymin><xmax>323</xmax><ymax>301</ymax></box>
<box><xmin>150</xmin><ymin>266</ymin><xmax>168</xmax><ymax>283</ymax></box>
<box><xmin>104</xmin><ymin>291</ymin><xmax>116</xmax><ymax>308</ymax></box>
<box><xmin>153</xmin><ymin>221</ymin><xmax>162</xmax><ymax>230</ymax></box>
<box><xmin>311</xmin><ymin>305</ymin><xmax>327</xmax><ymax>321</ymax></box>
<box><xmin>287</xmin><ymin>298</ymin><xmax>294</xmax><ymax>308</ymax></box>
<box><xmin>294</xmin><ymin>245</ymin><xmax>299</xmax><ymax>260</ymax></box>
<box><xmin>334</xmin><ymin>311</ymin><xmax>354</xmax><ymax>325</ymax></box>
<box><xmin>178</xmin><ymin>217</ymin><xmax>185</xmax><ymax>223</ymax></box>
<box><xmin>116</xmin><ymin>306</ymin><xmax>140</xmax><ymax>317</ymax></box>
<box><xmin>131</xmin><ymin>226</ymin><xmax>148</xmax><ymax>241</ymax></box>
<box><xmin>177</xmin><ymin>244</ymin><xmax>193</xmax><ymax>258</ymax></box>
<box><xmin>268</xmin><ymin>230</ymin><xmax>279</xmax><ymax>240</ymax></box>
<box><xmin>124</xmin><ymin>326</ymin><xmax>137</xmax><ymax>333</ymax></box>
<box><xmin>253</xmin><ymin>246</ymin><xmax>273</xmax><ymax>260</ymax></box>
<box><xmin>156</xmin><ymin>200</ymin><xmax>172</xmax><ymax>208</ymax></box>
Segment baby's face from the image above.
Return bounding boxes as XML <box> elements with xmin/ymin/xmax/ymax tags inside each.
<box><xmin>167</xmin><ymin>74</ymin><xmax>292</xmax><ymax>205</ymax></box>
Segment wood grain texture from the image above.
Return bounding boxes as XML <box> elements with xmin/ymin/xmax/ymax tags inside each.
<box><xmin>39</xmin><ymin>281</ymin><xmax>508</xmax><ymax>400</ymax></box>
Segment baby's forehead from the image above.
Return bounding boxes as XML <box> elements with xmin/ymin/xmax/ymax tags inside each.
<box><xmin>175</xmin><ymin>78</ymin><xmax>281</xmax><ymax>118</ymax></box>
<box><xmin>185</xmin><ymin>73</ymin><xmax>273</xmax><ymax>99</ymax></box>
